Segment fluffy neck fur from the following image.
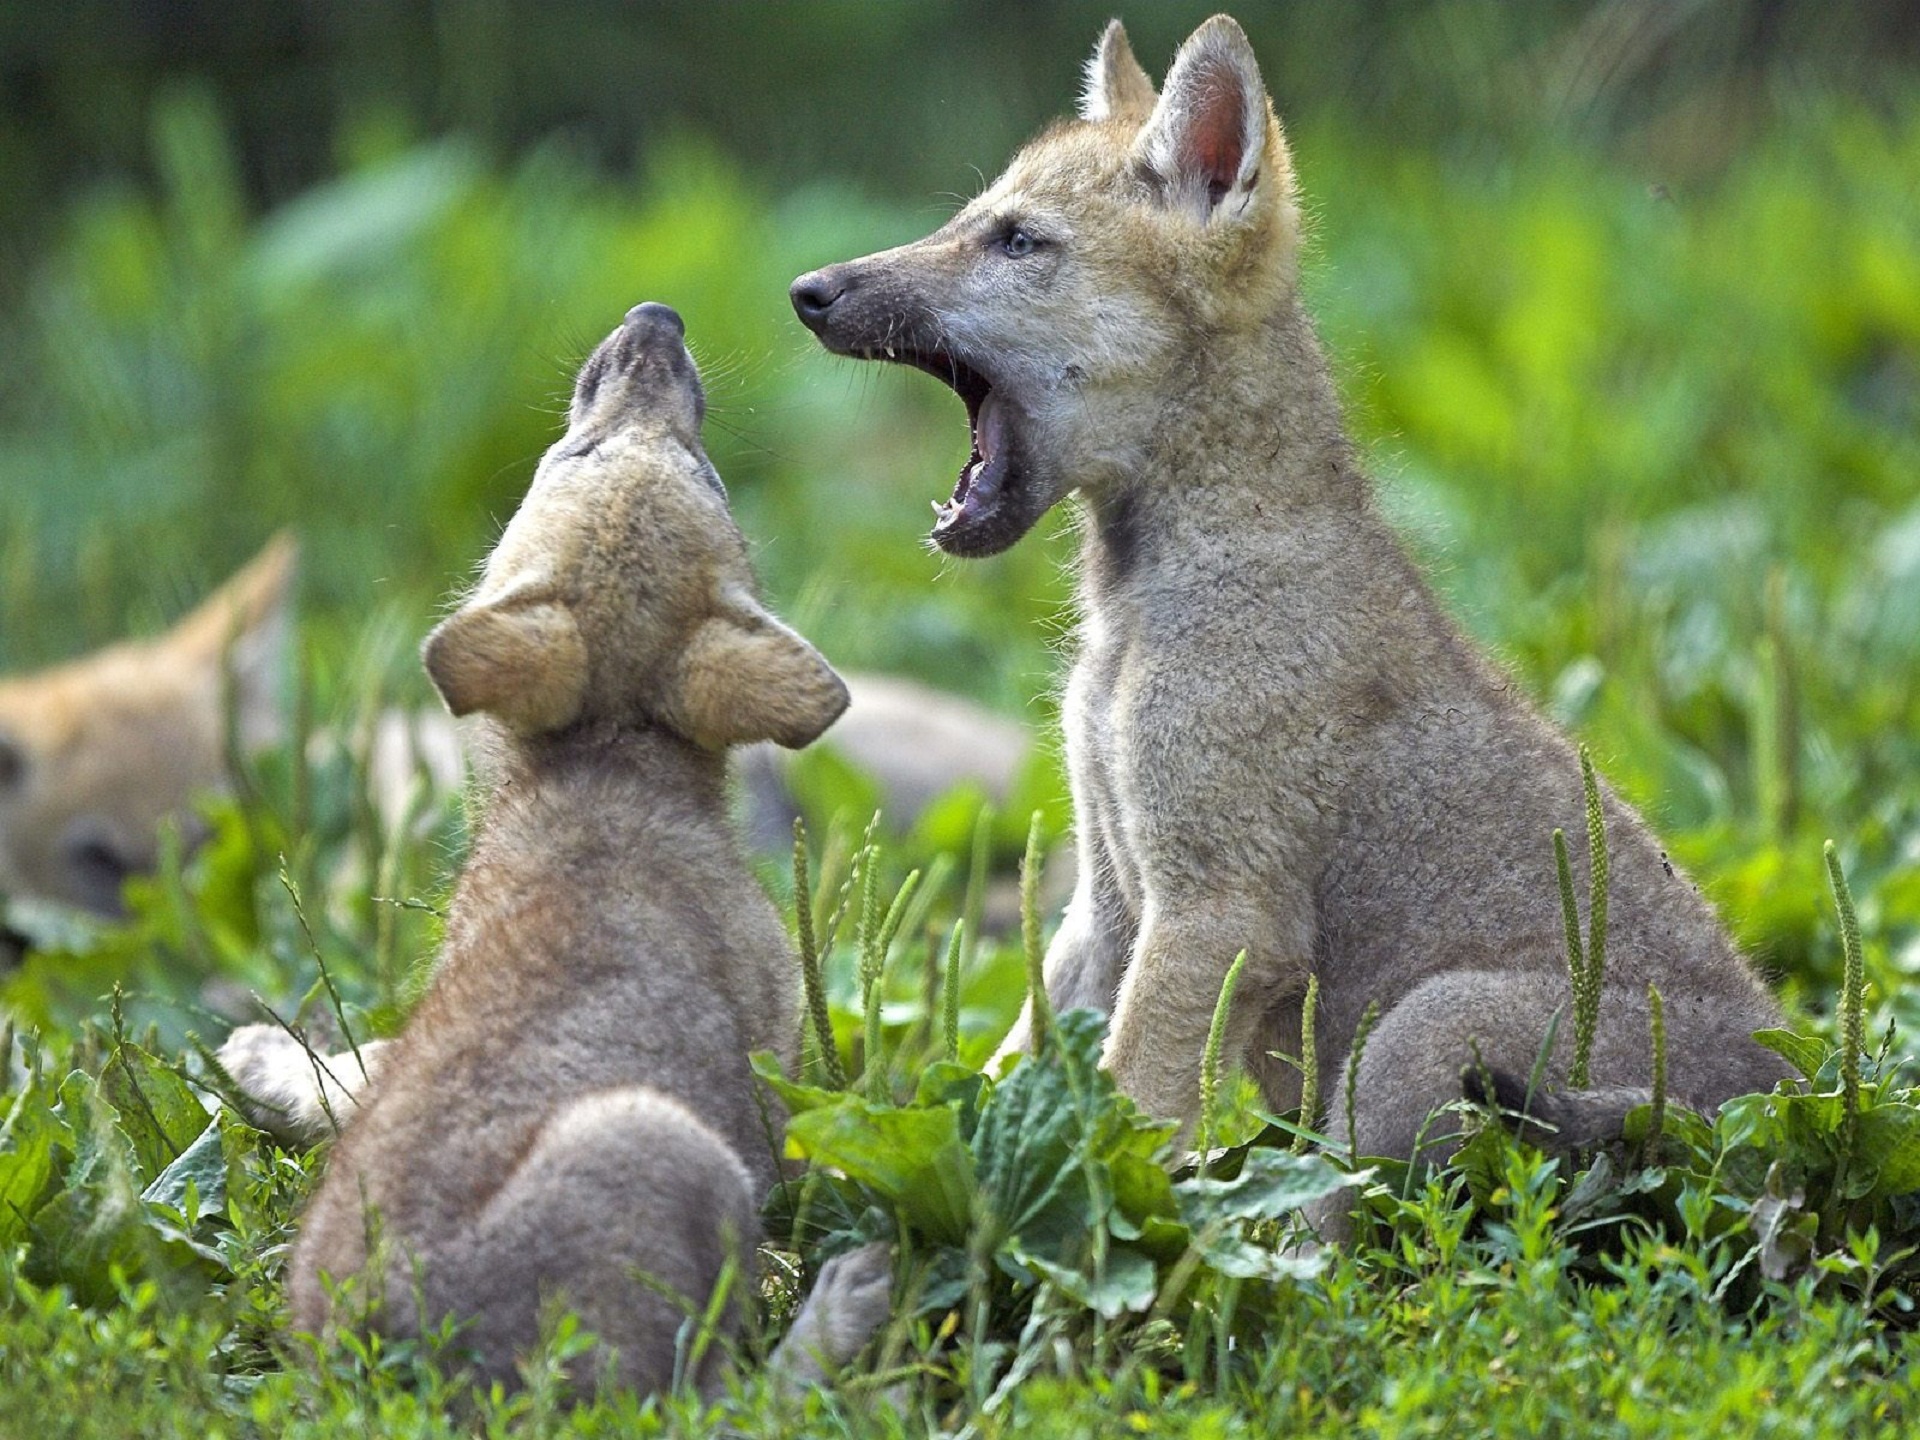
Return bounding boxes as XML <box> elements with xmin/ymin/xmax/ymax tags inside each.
<box><xmin>1080</xmin><ymin>296</ymin><xmax>1381</xmax><ymax>598</ymax></box>
<box><xmin>476</xmin><ymin>717</ymin><xmax>728</xmax><ymax>816</ymax></box>
<box><xmin>437</xmin><ymin>717</ymin><xmax>736</xmax><ymax>987</ymax></box>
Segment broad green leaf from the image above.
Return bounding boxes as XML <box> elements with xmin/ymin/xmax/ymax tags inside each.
<box><xmin>141</xmin><ymin>1117</ymin><xmax>228</xmax><ymax>1221</ymax></box>
<box><xmin>1174</xmin><ymin>1149</ymin><xmax>1352</xmax><ymax>1229</ymax></box>
<box><xmin>1849</xmin><ymin>1104</ymin><xmax>1920</xmax><ymax>1196</ymax></box>
<box><xmin>972</xmin><ymin>1022</ymin><xmax>1096</xmax><ymax>1249</ymax></box>
<box><xmin>912</xmin><ymin>1246</ymin><xmax>975</xmax><ymax>1315</ymax></box>
<box><xmin>98</xmin><ymin>1043</ymin><xmax>209</xmax><ymax>1184</ymax></box>
<box><xmin>1109</xmin><ymin>1149</ymin><xmax>1179</xmax><ymax>1244</ymax></box>
<box><xmin>1188</xmin><ymin>1230</ymin><xmax>1327</xmax><ymax>1284</ymax></box>
<box><xmin>914</xmin><ymin>1060</ymin><xmax>988</xmax><ymax>1113</ymax></box>
<box><xmin>914</xmin><ymin>1061</ymin><xmax>990</xmax><ymax>1138</ymax></box>
<box><xmin>0</xmin><ymin>1089</ymin><xmax>65</xmax><ymax>1244</ymax></box>
<box><xmin>785</xmin><ymin>1099</ymin><xmax>974</xmax><ymax>1245</ymax></box>
<box><xmin>749</xmin><ymin>1051</ymin><xmax>845</xmax><ymax>1116</ymax></box>
<box><xmin>1016</xmin><ymin>1243</ymin><xmax>1158</xmax><ymax>1319</ymax></box>
<box><xmin>1175</xmin><ymin>1120</ymin><xmax>1296</xmax><ymax>1183</ymax></box>
<box><xmin>1452</xmin><ymin>1124</ymin><xmax>1513</xmax><ymax>1207</ymax></box>
<box><xmin>27</xmin><ymin>1073</ymin><xmax>213</xmax><ymax>1303</ymax></box>
<box><xmin>1753</xmin><ymin>1028</ymin><xmax>1828</xmax><ymax>1082</ymax></box>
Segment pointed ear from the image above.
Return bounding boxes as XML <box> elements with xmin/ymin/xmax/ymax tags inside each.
<box><xmin>664</xmin><ymin>588</ymin><xmax>848</xmax><ymax>750</ymax></box>
<box><xmin>1132</xmin><ymin>15</ymin><xmax>1277</xmax><ymax>222</ymax></box>
<box><xmin>422</xmin><ymin>587</ymin><xmax>587</xmax><ymax>735</ymax></box>
<box><xmin>170</xmin><ymin>531</ymin><xmax>297</xmax><ymax>751</ymax></box>
<box><xmin>1079</xmin><ymin>19</ymin><xmax>1157</xmax><ymax>123</ymax></box>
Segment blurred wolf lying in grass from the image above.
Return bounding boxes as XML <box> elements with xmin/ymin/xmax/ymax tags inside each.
<box><xmin>220</xmin><ymin>303</ymin><xmax>890</xmax><ymax>1397</ymax></box>
<box><xmin>0</xmin><ymin>536</ymin><xmax>297</xmax><ymax>917</ymax></box>
<box><xmin>0</xmin><ymin>531</ymin><xmax>470</xmax><ymax>923</ymax></box>
<box><xmin>791</xmin><ymin>14</ymin><xmax>1790</xmax><ymax>1220</ymax></box>
<box><xmin>0</xmin><ymin>552</ymin><xmax>1025</xmax><ymax>923</ymax></box>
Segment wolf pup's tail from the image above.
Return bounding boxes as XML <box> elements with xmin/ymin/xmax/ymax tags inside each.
<box><xmin>1461</xmin><ymin>1067</ymin><xmax>1660</xmax><ymax>1153</ymax></box>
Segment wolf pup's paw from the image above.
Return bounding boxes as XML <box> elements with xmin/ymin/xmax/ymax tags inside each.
<box><xmin>215</xmin><ymin>1024</ymin><xmax>307</xmax><ymax>1129</ymax></box>
<box><xmin>215</xmin><ymin>1025</ymin><xmax>380</xmax><ymax>1149</ymax></box>
<box><xmin>771</xmin><ymin>1242</ymin><xmax>894</xmax><ymax>1388</ymax></box>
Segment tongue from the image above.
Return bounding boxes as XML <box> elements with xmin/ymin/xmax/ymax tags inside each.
<box><xmin>934</xmin><ymin>393</ymin><xmax>1013</xmax><ymax>540</ymax></box>
<box><xmin>975</xmin><ymin>392</ymin><xmax>1007</xmax><ymax>464</ymax></box>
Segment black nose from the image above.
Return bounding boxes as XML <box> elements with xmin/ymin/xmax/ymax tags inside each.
<box><xmin>624</xmin><ymin>301</ymin><xmax>685</xmax><ymax>338</ymax></box>
<box><xmin>60</xmin><ymin>817</ymin><xmax>140</xmax><ymax>917</ymax></box>
<box><xmin>789</xmin><ymin>269</ymin><xmax>846</xmax><ymax>333</ymax></box>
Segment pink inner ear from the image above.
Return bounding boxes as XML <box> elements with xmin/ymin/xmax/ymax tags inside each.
<box><xmin>1181</xmin><ymin>68</ymin><xmax>1249</xmax><ymax>202</ymax></box>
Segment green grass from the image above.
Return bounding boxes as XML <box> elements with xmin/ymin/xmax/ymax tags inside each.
<box><xmin>4</xmin><ymin>82</ymin><xmax>1920</xmax><ymax>1440</ymax></box>
<box><xmin>4</xmin><ymin>788</ymin><xmax>1920</xmax><ymax>1438</ymax></box>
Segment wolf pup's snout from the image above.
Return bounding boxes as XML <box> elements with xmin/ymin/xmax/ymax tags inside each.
<box><xmin>788</xmin><ymin>268</ymin><xmax>847</xmax><ymax>332</ymax></box>
<box><xmin>572</xmin><ymin>300</ymin><xmax>703</xmax><ymax>424</ymax></box>
<box><xmin>625</xmin><ymin>300</ymin><xmax>685</xmax><ymax>337</ymax></box>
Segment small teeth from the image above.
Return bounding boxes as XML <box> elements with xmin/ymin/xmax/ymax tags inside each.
<box><xmin>884</xmin><ymin>345</ymin><xmax>896</xmax><ymax>359</ymax></box>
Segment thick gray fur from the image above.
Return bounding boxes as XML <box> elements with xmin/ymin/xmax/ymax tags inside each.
<box><xmin>790</xmin><ymin>16</ymin><xmax>1791</xmax><ymax>1235</ymax></box>
<box><xmin>221</xmin><ymin>304</ymin><xmax>889</xmax><ymax>1394</ymax></box>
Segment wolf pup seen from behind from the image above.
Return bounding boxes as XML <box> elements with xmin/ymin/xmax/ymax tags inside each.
<box><xmin>790</xmin><ymin>16</ymin><xmax>1789</xmax><ymax>1228</ymax></box>
<box><xmin>221</xmin><ymin>303</ymin><xmax>889</xmax><ymax>1394</ymax></box>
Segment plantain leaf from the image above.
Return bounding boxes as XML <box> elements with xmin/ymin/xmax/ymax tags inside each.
<box><xmin>1753</xmin><ymin>1029</ymin><xmax>1828</xmax><ymax>1083</ymax></box>
<box><xmin>141</xmin><ymin>1116</ymin><xmax>228</xmax><ymax>1221</ymax></box>
<box><xmin>1015</xmin><ymin>1243</ymin><xmax>1158</xmax><ymax>1319</ymax></box>
<box><xmin>784</xmin><ymin>1098</ymin><xmax>975</xmax><ymax>1245</ymax></box>
<box><xmin>98</xmin><ymin>1042</ymin><xmax>209</xmax><ymax>1185</ymax></box>
<box><xmin>0</xmin><ymin>1088</ymin><xmax>66</xmax><ymax>1245</ymax></box>
<box><xmin>1174</xmin><ymin>1148</ymin><xmax>1353</xmax><ymax>1229</ymax></box>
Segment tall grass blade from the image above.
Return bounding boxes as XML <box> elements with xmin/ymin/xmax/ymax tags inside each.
<box><xmin>1198</xmin><ymin>950</ymin><xmax>1247</xmax><ymax>1175</ymax></box>
<box><xmin>1020</xmin><ymin>810</ymin><xmax>1055</xmax><ymax>1057</ymax></box>
<box><xmin>1554</xmin><ymin>827</ymin><xmax>1583</xmax><ymax>989</ymax></box>
<box><xmin>1568</xmin><ymin>748</ymin><xmax>1611</xmax><ymax>1088</ymax></box>
<box><xmin>792</xmin><ymin>818</ymin><xmax>844</xmax><ymax>1089</ymax></box>
<box><xmin>1346</xmin><ymin>998</ymin><xmax>1380</xmax><ymax>1172</ymax></box>
<box><xmin>1292</xmin><ymin>973</ymin><xmax>1320</xmax><ymax>1155</ymax></box>
<box><xmin>963</xmin><ymin>803</ymin><xmax>994</xmax><ymax>968</ymax></box>
<box><xmin>1645</xmin><ymin>982</ymin><xmax>1667</xmax><ymax>1166</ymax></box>
<box><xmin>277</xmin><ymin>861</ymin><xmax>365</xmax><ymax>1080</ymax></box>
<box><xmin>1824</xmin><ymin>839</ymin><xmax>1865</xmax><ymax>1168</ymax></box>
<box><xmin>863</xmin><ymin>869</ymin><xmax>919</xmax><ymax>1103</ymax></box>
<box><xmin>943</xmin><ymin>919</ymin><xmax>966</xmax><ymax>1063</ymax></box>
<box><xmin>1581</xmin><ymin>746</ymin><xmax>1609</xmax><ymax>1000</ymax></box>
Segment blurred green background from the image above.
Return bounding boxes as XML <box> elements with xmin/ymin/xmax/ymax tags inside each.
<box><xmin>1</xmin><ymin>0</ymin><xmax>1918</xmax><ymax>1012</ymax></box>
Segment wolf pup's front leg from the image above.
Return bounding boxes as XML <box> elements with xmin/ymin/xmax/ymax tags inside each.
<box><xmin>1100</xmin><ymin>882</ymin><xmax>1314</xmax><ymax>1134</ymax></box>
<box><xmin>991</xmin><ymin>825</ymin><xmax>1134</xmax><ymax>1064</ymax></box>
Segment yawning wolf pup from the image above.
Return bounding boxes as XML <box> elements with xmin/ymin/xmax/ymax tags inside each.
<box><xmin>790</xmin><ymin>16</ymin><xmax>1789</xmax><ymax>1216</ymax></box>
<box><xmin>224</xmin><ymin>303</ymin><xmax>889</xmax><ymax>1395</ymax></box>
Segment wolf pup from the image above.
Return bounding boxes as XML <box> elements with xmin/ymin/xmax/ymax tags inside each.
<box><xmin>0</xmin><ymin>535</ymin><xmax>291</xmax><ymax>916</ymax></box>
<box><xmin>790</xmin><ymin>17</ymin><xmax>1788</xmax><ymax>1213</ymax></box>
<box><xmin>221</xmin><ymin>303</ymin><xmax>889</xmax><ymax>1394</ymax></box>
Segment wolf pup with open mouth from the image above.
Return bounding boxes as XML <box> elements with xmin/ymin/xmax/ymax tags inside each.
<box><xmin>790</xmin><ymin>16</ymin><xmax>1789</xmax><ymax>1229</ymax></box>
<box><xmin>222</xmin><ymin>303</ymin><xmax>890</xmax><ymax>1394</ymax></box>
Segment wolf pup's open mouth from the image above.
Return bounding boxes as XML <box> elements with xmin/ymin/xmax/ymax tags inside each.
<box><xmin>789</xmin><ymin>265</ymin><xmax>1053</xmax><ymax>558</ymax></box>
<box><xmin>863</xmin><ymin>345</ymin><xmax>1030</xmax><ymax>558</ymax></box>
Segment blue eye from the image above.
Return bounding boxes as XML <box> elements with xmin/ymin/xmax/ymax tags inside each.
<box><xmin>1002</xmin><ymin>227</ymin><xmax>1038</xmax><ymax>258</ymax></box>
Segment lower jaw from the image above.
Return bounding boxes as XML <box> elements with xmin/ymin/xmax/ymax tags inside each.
<box><xmin>930</xmin><ymin>504</ymin><xmax>1034</xmax><ymax>558</ymax></box>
